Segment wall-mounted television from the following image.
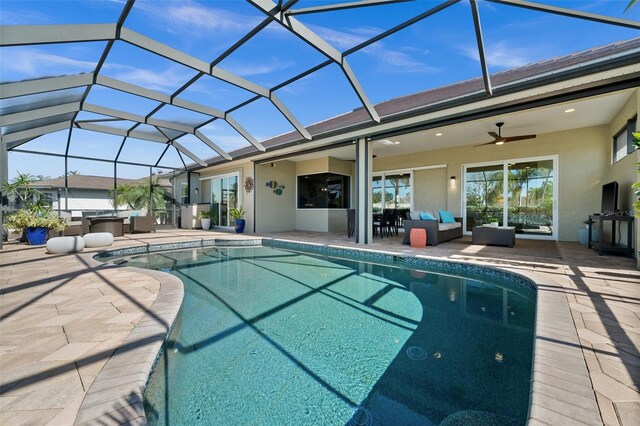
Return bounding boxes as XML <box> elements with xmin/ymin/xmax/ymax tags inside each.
<box><xmin>601</xmin><ymin>181</ymin><xmax>618</xmax><ymax>215</ymax></box>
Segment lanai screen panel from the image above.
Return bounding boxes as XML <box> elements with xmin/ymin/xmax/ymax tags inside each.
<box><xmin>177</xmin><ymin>74</ymin><xmax>255</xmax><ymax>113</ymax></box>
<box><xmin>198</xmin><ymin>120</ymin><xmax>256</xmax><ymax>153</ymax></box>
<box><xmin>0</xmin><ymin>1</ymin><xmax>122</xmax><ymax>25</ymax></box>
<box><xmin>273</xmin><ymin>63</ymin><xmax>368</xmax><ymax>127</ymax></box>
<box><xmin>66</xmin><ymin>129</ymin><xmax>124</xmax><ymax>161</ymax></box>
<box><xmin>123</xmin><ymin>0</ymin><xmax>268</xmax><ymax>61</ymax></box>
<box><xmin>0</xmin><ymin>42</ymin><xmax>105</xmax><ymax>83</ymax></box>
<box><xmin>480</xmin><ymin>3</ymin><xmax>640</xmax><ymax>72</ymax></box>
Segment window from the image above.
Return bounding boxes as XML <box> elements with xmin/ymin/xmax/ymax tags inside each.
<box><xmin>372</xmin><ymin>172</ymin><xmax>411</xmax><ymax>221</ymax></box>
<box><xmin>179</xmin><ymin>183</ymin><xmax>188</xmax><ymax>205</ymax></box>
<box><xmin>297</xmin><ymin>173</ymin><xmax>349</xmax><ymax>209</ymax></box>
<box><xmin>613</xmin><ymin>116</ymin><xmax>637</xmax><ymax>163</ymax></box>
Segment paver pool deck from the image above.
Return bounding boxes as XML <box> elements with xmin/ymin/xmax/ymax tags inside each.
<box><xmin>1</xmin><ymin>229</ymin><xmax>638</xmax><ymax>425</ymax></box>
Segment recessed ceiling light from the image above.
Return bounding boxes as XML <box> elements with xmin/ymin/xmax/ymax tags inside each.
<box><xmin>435</xmin><ymin>132</ymin><xmax>443</xmax><ymax>136</ymax></box>
<box><xmin>564</xmin><ymin>108</ymin><xmax>575</xmax><ymax>113</ymax></box>
<box><xmin>380</xmin><ymin>139</ymin><xmax>400</xmax><ymax>145</ymax></box>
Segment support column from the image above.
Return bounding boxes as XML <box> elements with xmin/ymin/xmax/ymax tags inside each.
<box><xmin>113</xmin><ymin>162</ymin><xmax>118</xmax><ymax>215</ymax></box>
<box><xmin>355</xmin><ymin>137</ymin><xmax>372</xmax><ymax>244</ymax></box>
<box><xmin>64</xmin><ymin>156</ymin><xmax>69</xmax><ymax>210</ymax></box>
<box><xmin>149</xmin><ymin>166</ymin><xmax>154</xmax><ymax>213</ymax></box>
<box><xmin>0</xmin><ymin>137</ymin><xmax>8</xmax><ymax>250</ymax></box>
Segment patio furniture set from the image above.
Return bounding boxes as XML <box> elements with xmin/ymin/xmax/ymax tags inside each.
<box><xmin>401</xmin><ymin>209</ymin><xmax>516</xmax><ymax>248</ymax></box>
<box><xmin>51</xmin><ymin>211</ymin><xmax>157</xmax><ymax>238</ymax></box>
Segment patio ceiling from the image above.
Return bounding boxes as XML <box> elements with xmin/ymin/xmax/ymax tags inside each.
<box><xmin>1</xmin><ymin>0</ymin><xmax>639</xmax><ymax>172</ymax></box>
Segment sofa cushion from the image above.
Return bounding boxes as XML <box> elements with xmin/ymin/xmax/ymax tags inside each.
<box><xmin>419</xmin><ymin>211</ymin><xmax>436</xmax><ymax>220</ymax></box>
<box><xmin>431</xmin><ymin>210</ymin><xmax>440</xmax><ymax>222</ymax></box>
<box><xmin>438</xmin><ymin>210</ymin><xmax>456</xmax><ymax>223</ymax></box>
<box><xmin>438</xmin><ymin>222</ymin><xmax>462</xmax><ymax>231</ymax></box>
<box><xmin>409</xmin><ymin>211</ymin><xmax>421</xmax><ymax>220</ymax></box>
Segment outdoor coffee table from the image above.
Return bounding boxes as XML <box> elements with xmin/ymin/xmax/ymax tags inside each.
<box><xmin>472</xmin><ymin>226</ymin><xmax>516</xmax><ymax>247</ymax></box>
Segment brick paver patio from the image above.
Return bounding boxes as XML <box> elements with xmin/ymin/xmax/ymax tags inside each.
<box><xmin>1</xmin><ymin>229</ymin><xmax>638</xmax><ymax>425</ymax></box>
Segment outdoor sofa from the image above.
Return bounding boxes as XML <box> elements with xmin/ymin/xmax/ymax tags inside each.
<box><xmin>402</xmin><ymin>210</ymin><xmax>463</xmax><ymax>246</ymax></box>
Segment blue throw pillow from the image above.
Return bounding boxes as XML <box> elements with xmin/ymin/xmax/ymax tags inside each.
<box><xmin>438</xmin><ymin>210</ymin><xmax>456</xmax><ymax>223</ymax></box>
<box><xmin>419</xmin><ymin>211</ymin><xmax>436</xmax><ymax>220</ymax></box>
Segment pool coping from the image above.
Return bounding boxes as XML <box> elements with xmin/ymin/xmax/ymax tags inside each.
<box><xmin>74</xmin><ymin>237</ymin><xmax>602</xmax><ymax>425</ymax></box>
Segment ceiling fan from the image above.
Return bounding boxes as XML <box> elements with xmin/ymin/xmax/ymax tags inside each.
<box><xmin>475</xmin><ymin>122</ymin><xmax>537</xmax><ymax>146</ymax></box>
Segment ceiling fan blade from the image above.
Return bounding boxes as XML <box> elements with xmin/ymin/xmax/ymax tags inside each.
<box><xmin>503</xmin><ymin>134</ymin><xmax>537</xmax><ymax>142</ymax></box>
<box><xmin>474</xmin><ymin>140</ymin><xmax>498</xmax><ymax>147</ymax></box>
<box><xmin>488</xmin><ymin>131</ymin><xmax>501</xmax><ymax>139</ymax></box>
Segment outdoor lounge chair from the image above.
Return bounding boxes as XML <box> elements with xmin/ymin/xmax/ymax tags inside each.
<box><xmin>130</xmin><ymin>215</ymin><xmax>156</xmax><ymax>233</ymax></box>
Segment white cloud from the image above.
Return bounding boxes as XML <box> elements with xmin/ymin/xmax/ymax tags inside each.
<box><xmin>0</xmin><ymin>48</ymin><xmax>97</xmax><ymax>80</ymax></box>
<box><xmin>219</xmin><ymin>57</ymin><xmax>295</xmax><ymax>77</ymax></box>
<box><xmin>458</xmin><ymin>41</ymin><xmax>537</xmax><ymax>69</ymax></box>
<box><xmin>310</xmin><ymin>25</ymin><xmax>368</xmax><ymax>50</ymax></box>
<box><xmin>310</xmin><ymin>25</ymin><xmax>439</xmax><ymax>74</ymax></box>
<box><xmin>368</xmin><ymin>48</ymin><xmax>439</xmax><ymax>73</ymax></box>
<box><xmin>135</xmin><ymin>0</ymin><xmax>259</xmax><ymax>35</ymax></box>
<box><xmin>103</xmin><ymin>63</ymin><xmax>192</xmax><ymax>93</ymax></box>
<box><xmin>0</xmin><ymin>10</ymin><xmax>53</xmax><ymax>25</ymax></box>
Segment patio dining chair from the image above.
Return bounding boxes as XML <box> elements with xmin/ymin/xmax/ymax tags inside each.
<box><xmin>373</xmin><ymin>209</ymin><xmax>394</xmax><ymax>238</ymax></box>
<box><xmin>347</xmin><ymin>209</ymin><xmax>355</xmax><ymax>238</ymax></box>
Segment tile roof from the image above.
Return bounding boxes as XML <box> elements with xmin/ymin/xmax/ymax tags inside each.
<box><xmin>31</xmin><ymin>175</ymin><xmax>141</xmax><ymax>190</ymax></box>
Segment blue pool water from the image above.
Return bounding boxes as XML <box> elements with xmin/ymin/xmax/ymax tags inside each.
<box><xmin>115</xmin><ymin>245</ymin><xmax>535</xmax><ymax>425</ymax></box>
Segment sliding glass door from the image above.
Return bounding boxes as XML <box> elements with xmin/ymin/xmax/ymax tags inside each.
<box><xmin>507</xmin><ymin>160</ymin><xmax>554</xmax><ymax>236</ymax></box>
<box><xmin>464</xmin><ymin>157</ymin><xmax>557</xmax><ymax>239</ymax></box>
<box><xmin>465</xmin><ymin>164</ymin><xmax>504</xmax><ymax>231</ymax></box>
<box><xmin>210</xmin><ymin>173</ymin><xmax>239</xmax><ymax>227</ymax></box>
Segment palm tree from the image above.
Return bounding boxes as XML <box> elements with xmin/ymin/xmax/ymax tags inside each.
<box><xmin>109</xmin><ymin>183</ymin><xmax>167</xmax><ymax>211</ymax></box>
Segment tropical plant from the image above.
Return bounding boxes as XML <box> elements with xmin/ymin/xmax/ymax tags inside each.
<box><xmin>108</xmin><ymin>183</ymin><xmax>167</xmax><ymax>211</ymax></box>
<box><xmin>230</xmin><ymin>207</ymin><xmax>245</xmax><ymax>221</ymax></box>
<box><xmin>2</xmin><ymin>172</ymin><xmax>44</xmax><ymax>207</ymax></box>
<box><xmin>3</xmin><ymin>206</ymin><xmax>66</xmax><ymax>234</ymax></box>
<box><xmin>198</xmin><ymin>210</ymin><xmax>216</xmax><ymax>221</ymax></box>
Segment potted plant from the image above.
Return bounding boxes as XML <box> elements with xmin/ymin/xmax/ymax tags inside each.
<box><xmin>198</xmin><ymin>210</ymin><xmax>213</xmax><ymax>230</ymax></box>
<box><xmin>2</xmin><ymin>173</ymin><xmax>65</xmax><ymax>244</ymax></box>
<box><xmin>230</xmin><ymin>207</ymin><xmax>246</xmax><ymax>233</ymax></box>
<box><xmin>3</xmin><ymin>205</ymin><xmax>66</xmax><ymax>245</ymax></box>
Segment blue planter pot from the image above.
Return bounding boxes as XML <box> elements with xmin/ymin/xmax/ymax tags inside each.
<box><xmin>25</xmin><ymin>226</ymin><xmax>49</xmax><ymax>245</ymax></box>
<box><xmin>234</xmin><ymin>219</ymin><xmax>246</xmax><ymax>233</ymax></box>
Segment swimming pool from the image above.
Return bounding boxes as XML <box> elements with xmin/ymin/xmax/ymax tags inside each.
<box><xmin>114</xmin><ymin>244</ymin><xmax>535</xmax><ymax>425</ymax></box>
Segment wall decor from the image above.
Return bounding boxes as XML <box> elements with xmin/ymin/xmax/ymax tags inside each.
<box><xmin>266</xmin><ymin>180</ymin><xmax>285</xmax><ymax>196</ymax></box>
<box><xmin>243</xmin><ymin>176</ymin><xmax>254</xmax><ymax>193</ymax></box>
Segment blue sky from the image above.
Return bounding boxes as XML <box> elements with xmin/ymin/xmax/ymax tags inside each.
<box><xmin>1</xmin><ymin>0</ymin><xmax>638</xmax><ymax>180</ymax></box>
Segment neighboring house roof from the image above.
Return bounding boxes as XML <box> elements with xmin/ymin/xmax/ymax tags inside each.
<box><xmin>203</xmin><ymin>36</ymin><xmax>640</xmax><ymax>166</ymax></box>
<box><xmin>31</xmin><ymin>175</ymin><xmax>140</xmax><ymax>191</ymax></box>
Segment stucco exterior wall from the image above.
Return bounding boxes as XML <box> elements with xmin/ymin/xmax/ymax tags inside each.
<box><xmin>255</xmin><ymin>161</ymin><xmax>296</xmax><ymax>233</ymax></box>
<box><xmin>412</xmin><ymin>168</ymin><xmax>448</xmax><ymax>212</ymax></box>
<box><xmin>52</xmin><ymin>188</ymin><xmax>122</xmax><ymax>213</ymax></box>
